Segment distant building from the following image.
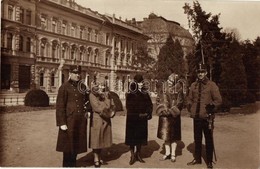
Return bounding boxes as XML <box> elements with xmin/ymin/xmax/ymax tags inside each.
<box><xmin>1</xmin><ymin>0</ymin><xmax>148</xmax><ymax>101</ymax></box>
<box><xmin>128</xmin><ymin>13</ymin><xmax>195</xmax><ymax>73</ymax></box>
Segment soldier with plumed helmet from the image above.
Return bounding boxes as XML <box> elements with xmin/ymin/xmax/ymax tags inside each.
<box><xmin>186</xmin><ymin>63</ymin><xmax>222</xmax><ymax>168</ymax></box>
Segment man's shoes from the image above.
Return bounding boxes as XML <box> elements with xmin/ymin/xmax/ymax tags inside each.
<box><xmin>207</xmin><ymin>162</ymin><xmax>213</xmax><ymax>168</ymax></box>
<box><xmin>187</xmin><ymin>159</ymin><xmax>202</xmax><ymax>165</ymax></box>
<box><xmin>136</xmin><ymin>154</ymin><xmax>145</xmax><ymax>163</ymax></box>
<box><xmin>129</xmin><ymin>155</ymin><xmax>136</xmax><ymax>165</ymax></box>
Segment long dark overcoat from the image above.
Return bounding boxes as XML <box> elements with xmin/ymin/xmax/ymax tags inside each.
<box><xmin>56</xmin><ymin>80</ymin><xmax>88</xmax><ymax>154</ymax></box>
<box><xmin>125</xmin><ymin>89</ymin><xmax>153</xmax><ymax>146</ymax></box>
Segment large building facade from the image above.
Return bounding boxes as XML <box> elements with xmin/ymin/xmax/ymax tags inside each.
<box><xmin>134</xmin><ymin>13</ymin><xmax>195</xmax><ymax>73</ymax></box>
<box><xmin>1</xmin><ymin>0</ymin><xmax>148</xmax><ymax>99</ymax></box>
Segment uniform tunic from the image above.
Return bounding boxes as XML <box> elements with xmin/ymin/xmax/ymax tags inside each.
<box><xmin>56</xmin><ymin>80</ymin><xmax>88</xmax><ymax>154</ymax></box>
<box><xmin>89</xmin><ymin>92</ymin><xmax>114</xmax><ymax>149</ymax></box>
<box><xmin>125</xmin><ymin>89</ymin><xmax>153</xmax><ymax>146</ymax></box>
<box><xmin>186</xmin><ymin>77</ymin><xmax>222</xmax><ymax>163</ymax></box>
<box><xmin>187</xmin><ymin>78</ymin><xmax>222</xmax><ymax>119</ymax></box>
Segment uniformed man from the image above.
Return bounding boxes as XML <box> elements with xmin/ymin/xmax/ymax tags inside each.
<box><xmin>56</xmin><ymin>65</ymin><xmax>89</xmax><ymax>167</ymax></box>
<box><xmin>186</xmin><ymin>64</ymin><xmax>222</xmax><ymax>169</ymax></box>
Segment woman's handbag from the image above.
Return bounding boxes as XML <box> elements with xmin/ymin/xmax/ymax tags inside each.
<box><xmin>99</xmin><ymin>97</ymin><xmax>116</xmax><ymax>119</ymax></box>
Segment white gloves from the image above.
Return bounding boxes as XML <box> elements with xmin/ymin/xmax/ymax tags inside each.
<box><xmin>60</xmin><ymin>125</ymin><xmax>68</xmax><ymax>131</ymax></box>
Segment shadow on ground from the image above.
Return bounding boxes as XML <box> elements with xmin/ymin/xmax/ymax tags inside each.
<box><xmin>158</xmin><ymin>140</ymin><xmax>185</xmax><ymax>157</ymax></box>
<box><xmin>77</xmin><ymin>140</ymin><xmax>160</xmax><ymax>167</ymax></box>
<box><xmin>186</xmin><ymin>142</ymin><xmax>207</xmax><ymax>163</ymax></box>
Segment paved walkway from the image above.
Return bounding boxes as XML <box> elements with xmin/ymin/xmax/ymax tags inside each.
<box><xmin>0</xmin><ymin>108</ymin><xmax>259</xmax><ymax>168</ymax></box>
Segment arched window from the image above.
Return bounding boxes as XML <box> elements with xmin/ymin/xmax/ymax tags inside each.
<box><xmin>52</xmin><ymin>18</ymin><xmax>57</xmax><ymax>33</ymax></box>
<box><xmin>52</xmin><ymin>40</ymin><xmax>58</xmax><ymax>58</ymax></box>
<box><xmin>71</xmin><ymin>44</ymin><xmax>77</xmax><ymax>60</ymax></box>
<box><xmin>26</xmin><ymin>38</ymin><xmax>31</xmax><ymax>52</ymax></box>
<box><xmin>41</xmin><ymin>38</ymin><xmax>47</xmax><ymax>56</ymax></box>
<box><xmin>62</xmin><ymin>21</ymin><xmax>67</xmax><ymax>35</ymax></box>
<box><xmin>51</xmin><ymin>73</ymin><xmax>55</xmax><ymax>86</ymax></box>
<box><xmin>19</xmin><ymin>35</ymin><xmax>23</xmax><ymax>51</ymax></box>
<box><xmin>40</xmin><ymin>73</ymin><xmax>44</xmax><ymax>86</ymax></box>
<box><xmin>80</xmin><ymin>26</ymin><xmax>84</xmax><ymax>39</ymax></box>
<box><xmin>87</xmin><ymin>28</ymin><xmax>92</xmax><ymax>41</ymax></box>
<box><xmin>8</xmin><ymin>5</ymin><xmax>14</xmax><ymax>20</ymax></box>
<box><xmin>79</xmin><ymin>46</ymin><xmax>85</xmax><ymax>61</ymax></box>
<box><xmin>61</xmin><ymin>43</ymin><xmax>68</xmax><ymax>59</ymax></box>
<box><xmin>87</xmin><ymin>47</ymin><xmax>92</xmax><ymax>62</ymax></box>
<box><xmin>7</xmin><ymin>33</ymin><xmax>12</xmax><ymax>49</ymax></box>
<box><xmin>94</xmin><ymin>49</ymin><xmax>99</xmax><ymax>64</ymax></box>
<box><xmin>95</xmin><ymin>30</ymin><xmax>98</xmax><ymax>42</ymax></box>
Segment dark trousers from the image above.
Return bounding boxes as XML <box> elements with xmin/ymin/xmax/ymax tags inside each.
<box><xmin>63</xmin><ymin>152</ymin><xmax>77</xmax><ymax>167</ymax></box>
<box><xmin>193</xmin><ymin>118</ymin><xmax>213</xmax><ymax>163</ymax></box>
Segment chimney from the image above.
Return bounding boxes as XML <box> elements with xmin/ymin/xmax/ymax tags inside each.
<box><xmin>112</xmin><ymin>14</ymin><xmax>115</xmax><ymax>23</ymax></box>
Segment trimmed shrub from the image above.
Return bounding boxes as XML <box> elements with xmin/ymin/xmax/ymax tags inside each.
<box><xmin>24</xmin><ymin>89</ymin><xmax>49</xmax><ymax>107</ymax></box>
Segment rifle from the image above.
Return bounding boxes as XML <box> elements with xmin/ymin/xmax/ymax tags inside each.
<box><xmin>206</xmin><ymin>104</ymin><xmax>217</xmax><ymax>162</ymax></box>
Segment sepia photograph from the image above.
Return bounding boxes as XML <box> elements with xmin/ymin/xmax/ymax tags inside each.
<box><xmin>0</xmin><ymin>0</ymin><xmax>259</xmax><ymax>168</ymax></box>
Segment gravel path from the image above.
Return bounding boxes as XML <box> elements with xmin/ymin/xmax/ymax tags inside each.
<box><xmin>0</xmin><ymin>107</ymin><xmax>259</xmax><ymax>168</ymax></box>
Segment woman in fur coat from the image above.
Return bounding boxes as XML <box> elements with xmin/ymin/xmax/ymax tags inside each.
<box><xmin>156</xmin><ymin>73</ymin><xmax>186</xmax><ymax>162</ymax></box>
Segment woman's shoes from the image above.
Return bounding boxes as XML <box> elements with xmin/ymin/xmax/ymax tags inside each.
<box><xmin>160</xmin><ymin>154</ymin><xmax>171</xmax><ymax>161</ymax></box>
<box><xmin>171</xmin><ymin>155</ymin><xmax>176</xmax><ymax>162</ymax></box>
<box><xmin>99</xmin><ymin>159</ymin><xmax>108</xmax><ymax>165</ymax></box>
<box><xmin>129</xmin><ymin>155</ymin><xmax>136</xmax><ymax>165</ymax></box>
<box><xmin>160</xmin><ymin>154</ymin><xmax>176</xmax><ymax>162</ymax></box>
<box><xmin>94</xmin><ymin>161</ymin><xmax>101</xmax><ymax>168</ymax></box>
<box><xmin>136</xmin><ymin>153</ymin><xmax>145</xmax><ymax>163</ymax></box>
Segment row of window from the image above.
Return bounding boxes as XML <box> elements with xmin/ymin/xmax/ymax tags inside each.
<box><xmin>40</xmin><ymin>14</ymin><xmax>99</xmax><ymax>43</ymax></box>
<box><xmin>4</xmin><ymin>32</ymin><xmax>31</xmax><ymax>52</ymax></box>
<box><xmin>39</xmin><ymin>73</ymin><xmax>56</xmax><ymax>87</ymax></box>
<box><xmin>8</xmin><ymin>5</ymin><xmax>32</xmax><ymax>25</ymax></box>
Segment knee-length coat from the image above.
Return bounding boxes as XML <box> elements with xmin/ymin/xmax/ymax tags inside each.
<box><xmin>125</xmin><ymin>89</ymin><xmax>153</xmax><ymax>146</ymax></box>
<box><xmin>89</xmin><ymin>91</ymin><xmax>115</xmax><ymax>149</ymax></box>
<box><xmin>56</xmin><ymin>80</ymin><xmax>88</xmax><ymax>154</ymax></box>
<box><xmin>156</xmin><ymin>81</ymin><xmax>185</xmax><ymax>142</ymax></box>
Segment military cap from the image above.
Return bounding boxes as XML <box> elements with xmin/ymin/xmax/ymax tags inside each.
<box><xmin>69</xmin><ymin>65</ymin><xmax>81</xmax><ymax>74</ymax></box>
<box><xmin>196</xmin><ymin>63</ymin><xmax>207</xmax><ymax>73</ymax></box>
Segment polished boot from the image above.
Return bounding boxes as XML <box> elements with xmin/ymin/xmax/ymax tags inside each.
<box><xmin>207</xmin><ymin>162</ymin><xmax>213</xmax><ymax>168</ymax></box>
<box><xmin>136</xmin><ymin>153</ymin><xmax>145</xmax><ymax>163</ymax></box>
<box><xmin>187</xmin><ymin>159</ymin><xmax>202</xmax><ymax>165</ymax></box>
<box><xmin>129</xmin><ymin>155</ymin><xmax>136</xmax><ymax>165</ymax></box>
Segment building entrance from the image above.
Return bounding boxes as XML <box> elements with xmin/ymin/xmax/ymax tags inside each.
<box><xmin>19</xmin><ymin>65</ymin><xmax>31</xmax><ymax>92</ymax></box>
<box><xmin>1</xmin><ymin>64</ymin><xmax>11</xmax><ymax>89</ymax></box>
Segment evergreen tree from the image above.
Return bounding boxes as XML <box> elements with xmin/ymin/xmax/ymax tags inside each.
<box><xmin>156</xmin><ymin>35</ymin><xmax>184</xmax><ymax>80</ymax></box>
<box><xmin>241</xmin><ymin>38</ymin><xmax>260</xmax><ymax>102</ymax></box>
<box><xmin>220</xmin><ymin>37</ymin><xmax>247</xmax><ymax>107</ymax></box>
<box><xmin>183</xmin><ymin>1</ymin><xmax>226</xmax><ymax>83</ymax></box>
<box><xmin>132</xmin><ymin>44</ymin><xmax>156</xmax><ymax>78</ymax></box>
